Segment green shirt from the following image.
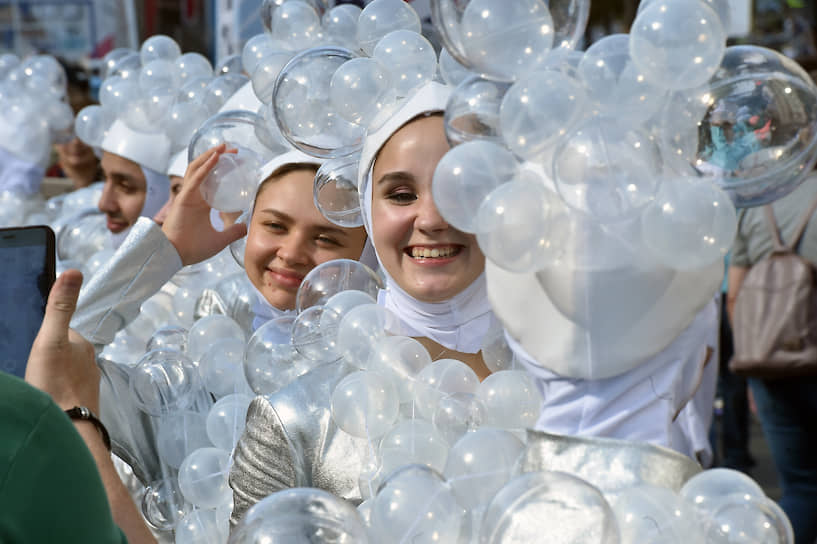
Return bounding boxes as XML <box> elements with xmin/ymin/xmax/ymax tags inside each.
<box><xmin>0</xmin><ymin>371</ymin><xmax>127</xmax><ymax>543</ymax></box>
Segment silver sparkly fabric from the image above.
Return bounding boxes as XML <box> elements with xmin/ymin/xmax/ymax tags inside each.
<box><xmin>229</xmin><ymin>361</ymin><xmax>370</xmax><ymax>526</ymax></box>
<box><xmin>71</xmin><ymin>217</ymin><xmax>182</xmax><ymax>484</ymax></box>
<box><xmin>194</xmin><ymin>272</ymin><xmax>255</xmax><ymax>333</ymax></box>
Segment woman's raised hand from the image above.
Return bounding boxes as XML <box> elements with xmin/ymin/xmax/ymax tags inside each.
<box><xmin>161</xmin><ymin>144</ymin><xmax>248</xmax><ymax>265</ymax></box>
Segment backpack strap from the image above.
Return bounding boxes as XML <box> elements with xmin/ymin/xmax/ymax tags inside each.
<box><xmin>787</xmin><ymin>193</ymin><xmax>817</xmax><ymax>251</ymax></box>
<box><xmin>763</xmin><ymin>205</ymin><xmax>786</xmax><ymax>252</ymax></box>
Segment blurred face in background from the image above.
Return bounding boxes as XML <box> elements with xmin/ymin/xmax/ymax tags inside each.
<box><xmin>98</xmin><ymin>151</ymin><xmax>147</xmax><ymax>234</ymax></box>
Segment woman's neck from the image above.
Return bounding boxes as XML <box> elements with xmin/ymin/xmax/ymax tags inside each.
<box><xmin>413</xmin><ymin>336</ymin><xmax>492</xmax><ymax>381</ymax></box>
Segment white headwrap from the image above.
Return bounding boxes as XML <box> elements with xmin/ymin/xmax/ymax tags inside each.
<box><xmin>357</xmin><ymin>82</ymin><xmax>493</xmax><ymax>354</ymax></box>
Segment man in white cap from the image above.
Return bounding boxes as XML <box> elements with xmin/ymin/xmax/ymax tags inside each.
<box><xmin>97</xmin><ymin>119</ymin><xmax>172</xmax><ymax>247</ymax></box>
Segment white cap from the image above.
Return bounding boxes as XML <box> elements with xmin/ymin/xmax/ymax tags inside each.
<box><xmin>166</xmin><ymin>149</ymin><xmax>187</xmax><ymax>178</ymax></box>
<box><xmin>101</xmin><ymin>118</ymin><xmax>172</xmax><ymax>173</ymax></box>
<box><xmin>259</xmin><ymin>149</ymin><xmax>324</xmax><ymax>182</ymax></box>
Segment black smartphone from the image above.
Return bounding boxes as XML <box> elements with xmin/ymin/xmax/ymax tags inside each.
<box><xmin>0</xmin><ymin>226</ymin><xmax>56</xmax><ymax>378</ymax></box>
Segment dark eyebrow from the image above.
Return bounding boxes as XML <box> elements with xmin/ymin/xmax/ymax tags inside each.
<box><xmin>376</xmin><ymin>171</ymin><xmax>416</xmax><ymax>186</ymax></box>
<box><xmin>257</xmin><ymin>209</ymin><xmax>293</xmax><ymax>222</ymax></box>
<box><xmin>257</xmin><ymin>208</ymin><xmax>350</xmax><ymax>237</ymax></box>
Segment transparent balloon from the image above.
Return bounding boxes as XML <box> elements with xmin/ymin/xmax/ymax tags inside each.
<box><xmin>431</xmin><ymin>140</ymin><xmax>518</xmax><ymax>233</ymax></box>
<box><xmin>142</xmin><ymin>478</ymin><xmax>192</xmax><ymax>531</ymax></box>
<box><xmin>660</xmin><ymin>45</ymin><xmax>817</xmax><ymax>208</ymax></box>
<box><xmin>329</xmin><ymin>57</ymin><xmax>396</xmax><ymax>128</ymax></box>
<box><xmin>74</xmin><ymin>104</ymin><xmax>114</xmax><ymax>148</ymax></box>
<box><xmin>242</xmin><ymin>33</ymin><xmax>281</xmax><ymax>76</ymax></box>
<box><xmin>199</xmin><ymin>146</ymin><xmax>262</xmax><ymax>213</ymax></box>
<box><xmin>553</xmin><ymin>115</ymin><xmax>662</xmax><ymax>222</ymax></box>
<box><xmin>269</xmin><ymin>0</ymin><xmax>322</xmax><ymax>50</ymax></box>
<box><xmin>206</xmin><ymin>393</ymin><xmax>253</xmax><ymax>452</ymax></box>
<box><xmin>243</xmin><ymin>316</ymin><xmax>311</xmax><ymax>395</ymax></box>
<box><xmin>108</xmin><ymin>51</ymin><xmax>142</xmax><ymax>80</ymax></box>
<box><xmin>156</xmin><ymin>410</ymin><xmax>211</xmax><ymax>469</ymax></box>
<box><xmin>641</xmin><ymin>176</ymin><xmax>737</xmax><ymax>270</ymax></box>
<box><xmin>330</xmin><ymin>370</ymin><xmax>399</xmax><ymax>438</ymax></box>
<box><xmin>476</xmin><ymin>370</ymin><xmax>542</xmax><ymax>430</ymax></box>
<box><xmin>680</xmin><ymin>468</ymin><xmax>766</xmax><ymax>515</ymax></box>
<box><xmin>177</xmin><ymin>447</ymin><xmax>233</xmax><ymax>509</ymax></box>
<box><xmin>367</xmin><ymin>335</ymin><xmax>431</xmax><ymax>403</ymax></box>
<box><xmin>705</xmin><ymin>493</ymin><xmax>794</xmax><ymax>544</ymax></box>
<box><xmin>101</xmin><ymin>48</ymin><xmax>132</xmax><ymax>80</ymax></box>
<box><xmin>356</xmin><ymin>0</ymin><xmax>421</xmax><ymax>56</ymax></box>
<box><xmin>379</xmin><ymin>419</ymin><xmax>449</xmax><ymax>476</ymax></box>
<box><xmin>443</xmin><ymin>428</ymin><xmax>524</xmax><ymax>510</ymax></box>
<box><xmin>187</xmin><ymin>315</ymin><xmax>246</xmax><ymax>363</ymax></box>
<box><xmin>140</xmin><ymin>35</ymin><xmax>181</xmax><ymax>64</ymax></box>
<box><xmin>414</xmin><ymin>358</ymin><xmax>480</xmax><ymax>420</ymax></box>
<box><xmin>291</xmin><ymin>305</ymin><xmax>342</xmax><ymax>362</ymax></box>
<box><xmin>612</xmin><ymin>485</ymin><xmax>704</xmax><ymax>543</ymax></box>
<box><xmin>147</xmin><ymin>325</ymin><xmax>189</xmax><ymax>353</ymax></box>
<box><xmin>335</xmin><ymin>303</ymin><xmax>389</xmax><ymax>368</ymax></box>
<box><xmin>322</xmin><ymin>4</ymin><xmax>362</xmax><ymax>50</ymax></box>
<box><xmin>56</xmin><ymin>209</ymin><xmax>108</xmax><ymax>262</ymax></box>
<box><xmin>476</xmin><ymin>175</ymin><xmax>558</xmax><ymax>273</ymax></box>
<box><xmin>199</xmin><ymin>337</ymin><xmax>252</xmax><ymax>397</ymax></box>
<box><xmin>480</xmin><ymin>471</ymin><xmax>618</xmax><ymax>543</ymax></box>
<box><xmin>99</xmin><ymin>331</ymin><xmax>144</xmax><ymax>367</ymax></box>
<box><xmin>251</xmin><ymin>50</ymin><xmax>295</xmax><ymax>104</ymax></box>
<box><xmin>215</xmin><ymin>54</ymin><xmax>244</xmax><ymax>76</ymax></box>
<box><xmin>130</xmin><ymin>349</ymin><xmax>202</xmax><ymax>416</ymax></box>
<box><xmin>638</xmin><ymin>0</ymin><xmax>731</xmax><ymax>35</ymax></box>
<box><xmin>164</xmin><ymin>101</ymin><xmax>212</xmax><ymax>151</ymax></box>
<box><xmin>369</xmin><ymin>465</ymin><xmax>462</xmax><ymax>543</ymax></box>
<box><xmin>189</xmin><ymin>109</ymin><xmax>276</xmax><ymax>171</ymax></box>
<box><xmin>372</xmin><ymin>30</ymin><xmax>437</xmax><ymax>99</ymax></box>
<box><xmin>432</xmin><ymin>392</ymin><xmax>486</xmax><ymax>445</ymax></box>
<box><xmin>501</xmin><ymin>66</ymin><xmax>586</xmax><ymax>163</ymax></box>
<box><xmin>121</xmin><ymin>86</ymin><xmax>175</xmax><ymax>133</ymax></box>
<box><xmin>229</xmin><ymin>209</ymin><xmax>250</xmax><ymax>268</ymax></box>
<box><xmin>230</xmin><ymin>487</ymin><xmax>369</xmax><ymax>544</ymax></box>
<box><xmin>439</xmin><ymin>47</ymin><xmax>474</xmax><ymax>88</ymax></box>
<box><xmin>629</xmin><ymin>0</ymin><xmax>726</xmax><ymax>90</ymax></box>
<box><xmin>201</xmin><ymin>73</ymin><xmax>250</xmax><ymax>113</ymax></box>
<box><xmin>176</xmin><ymin>52</ymin><xmax>213</xmax><ymax>82</ymax></box>
<box><xmin>172</xmin><ymin>286</ymin><xmax>199</xmax><ymax>327</ymax></box>
<box><xmin>578</xmin><ymin>34</ymin><xmax>664</xmax><ymax>123</ymax></box>
<box><xmin>175</xmin><ymin>508</ymin><xmax>228</xmax><ymax>544</ymax></box>
<box><xmin>271</xmin><ymin>46</ymin><xmax>365</xmax><ymax>158</ymax></box>
<box><xmin>480</xmin><ymin>323</ymin><xmax>516</xmax><ymax>372</ymax></box>
<box><xmin>323</xmin><ymin>289</ymin><xmax>377</xmax><ymax>322</ymax></box>
<box><xmin>313</xmin><ymin>153</ymin><xmax>364</xmax><ymax>227</ymax></box>
<box><xmin>445</xmin><ymin>75</ymin><xmax>509</xmax><ymax>146</ymax></box>
<box><xmin>295</xmin><ymin>258</ymin><xmax>382</xmax><ymax>312</ymax></box>
<box><xmin>139</xmin><ymin>59</ymin><xmax>182</xmax><ymax>93</ymax></box>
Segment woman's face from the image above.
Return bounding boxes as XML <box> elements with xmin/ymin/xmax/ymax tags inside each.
<box><xmin>371</xmin><ymin>115</ymin><xmax>484</xmax><ymax>303</ymax></box>
<box><xmin>244</xmin><ymin>167</ymin><xmax>368</xmax><ymax>310</ymax></box>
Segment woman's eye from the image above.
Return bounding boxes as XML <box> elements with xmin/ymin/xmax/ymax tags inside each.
<box><xmin>387</xmin><ymin>191</ymin><xmax>417</xmax><ymax>203</ymax></box>
<box><xmin>317</xmin><ymin>235</ymin><xmax>340</xmax><ymax>246</ymax></box>
<box><xmin>264</xmin><ymin>222</ymin><xmax>285</xmax><ymax>231</ymax></box>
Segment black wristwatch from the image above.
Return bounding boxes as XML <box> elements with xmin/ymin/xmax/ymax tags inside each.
<box><xmin>65</xmin><ymin>406</ymin><xmax>112</xmax><ymax>452</ymax></box>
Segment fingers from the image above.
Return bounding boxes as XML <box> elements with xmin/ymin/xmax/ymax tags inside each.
<box><xmin>182</xmin><ymin>145</ymin><xmax>238</xmax><ymax>196</ymax></box>
<box><xmin>38</xmin><ymin>269</ymin><xmax>83</xmax><ymax>345</ymax></box>
<box><xmin>213</xmin><ymin>222</ymin><xmax>248</xmax><ymax>249</ymax></box>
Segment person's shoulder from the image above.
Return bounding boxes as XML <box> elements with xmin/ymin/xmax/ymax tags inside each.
<box><xmin>0</xmin><ymin>371</ymin><xmax>55</xmax><ymax>431</ymax></box>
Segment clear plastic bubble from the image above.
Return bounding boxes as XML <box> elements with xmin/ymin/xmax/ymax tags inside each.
<box><xmin>121</xmin><ymin>86</ymin><xmax>176</xmax><ymax>133</ymax></box>
<box><xmin>630</xmin><ymin>0</ymin><xmax>725</xmax><ymax>91</ymax></box>
<box><xmin>322</xmin><ymin>4</ymin><xmax>362</xmax><ymax>50</ymax></box>
<box><xmin>476</xmin><ymin>370</ymin><xmax>541</xmax><ymax>430</ymax></box>
<box><xmin>200</xmin><ymin>146</ymin><xmax>262</xmax><ymax>213</ymax></box>
<box><xmin>432</xmin><ymin>392</ymin><xmax>486</xmax><ymax>444</ymax></box>
<box><xmin>638</xmin><ymin>0</ymin><xmax>731</xmax><ymax>35</ymax></box>
<box><xmin>379</xmin><ymin>419</ymin><xmax>449</xmax><ymax>476</ymax></box>
<box><xmin>445</xmin><ymin>75</ymin><xmax>510</xmax><ymax>146</ymax></box>
<box><xmin>296</xmin><ymin>258</ymin><xmax>382</xmax><ymax>313</ymax></box>
<box><xmin>439</xmin><ymin>47</ymin><xmax>474</xmax><ymax>88</ymax></box>
<box><xmin>291</xmin><ymin>305</ymin><xmax>342</xmax><ymax>361</ymax></box>
<box><xmin>481</xmin><ymin>471</ymin><xmax>618</xmax><ymax>543</ymax></box>
<box><xmin>56</xmin><ymin>208</ymin><xmax>108</xmax><ymax>262</ymax></box>
<box><xmin>367</xmin><ymin>335</ymin><xmax>431</xmax><ymax>403</ymax></box>
<box><xmin>476</xmin><ymin>176</ymin><xmax>557</xmax><ymax>273</ymax></box>
<box><xmin>99</xmin><ymin>331</ymin><xmax>144</xmax><ymax>367</ymax></box>
<box><xmin>74</xmin><ymin>104</ymin><xmax>114</xmax><ymax>147</ymax></box>
<box><xmin>270</xmin><ymin>0</ymin><xmax>322</xmax><ymax>50</ymax></box>
<box><xmin>324</xmin><ymin>289</ymin><xmax>377</xmax><ymax>321</ymax></box>
<box><xmin>139</xmin><ymin>293</ymin><xmax>178</xmax><ymax>331</ymax></box>
<box><xmin>705</xmin><ymin>493</ymin><xmax>794</xmax><ymax>544</ymax></box>
<box><xmin>229</xmin><ymin>209</ymin><xmax>250</xmax><ymax>268</ymax></box>
<box><xmin>553</xmin><ymin>115</ymin><xmax>662</xmax><ymax>222</ymax></box>
<box><xmin>480</xmin><ymin>323</ymin><xmax>515</xmax><ymax>372</ymax></box>
<box><xmin>189</xmin><ymin>109</ymin><xmax>276</xmax><ymax>170</ymax></box>
<box><xmin>20</xmin><ymin>55</ymin><xmax>67</xmax><ymax>97</ymax></box>
<box><xmin>176</xmin><ymin>52</ymin><xmax>213</xmax><ymax>82</ymax></box>
<box><xmin>578</xmin><ymin>34</ymin><xmax>664</xmax><ymax>123</ymax></box>
<box><xmin>331</xmin><ymin>370</ymin><xmax>399</xmax><ymax>438</ymax></box>
<box><xmin>443</xmin><ymin>428</ymin><xmax>524</xmax><ymax>510</ymax></box>
<box><xmin>174</xmin><ymin>508</ymin><xmax>228</xmax><ymax>544</ymax></box>
<box><xmin>157</xmin><ymin>410</ymin><xmax>211</xmax><ymax>469</ymax></box>
<box><xmin>661</xmin><ymin>45</ymin><xmax>817</xmax><ymax>208</ymax></box>
<box><xmin>335</xmin><ymin>303</ymin><xmax>389</xmax><ymax>368</ymax></box>
<box><xmin>242</xmin><ymin>33</ymin><xmax>281</xmax><ymax>76</ymax></box>
<box><xmin>372</xmin><ymin>30</ymin><xmax>436</xmax><ymax>99</ymax></box>
<box><xmin>46</xmin><ymin>100</ymin><xmax>75</xmax><ymax>142</ymax></box>
<box><xmin>172</xmin><ymin>286</ymin><xmax>199</xmax><ymax>327</ymax></box>
<box><xmin>108</xmin><ymin>51</ymin><xmax>142</xmax><ymax>80</ymax></box>
<box><xmin>230</xmin><ymin>487</ymin><xmax>369</xmax><ymax>544</ymax></box>
<box><xmin>313</xmin><ymin>153</ymin><xmax>364</xmax><ymax>227</ymax></box>
<box><xmin>215</xmin><ymin>54</ymin><xmax>243</xmax><ymax>76</ymax></box>
<box><xmin>177</xmin><ymin>447</ymin><xmax>233</xmax><ymax>509</ymax></box>
<box><xmin>140</xmin><ymin>58</ymin><xmax>182</xmax><ymax>92</ymax></box>
<box><xmin>177</xmin><ymin>76</ymin><xmax>211</xmax><ymax>104</ymax></box>
<box><xmin>357</xmin><ymin>0</ymin><xmax>421</xmax><ymax>56</ymax></box>
<box><xmin>432</xmin><ymin>140</ymin><xmax>519</xmax><ymax>233</ymax></box>
<box><xmin>612</xmin><ymin>484</ymin><xmax>704</xmax><ymax>543</ymax></box>
<box><xmin>142</xmin><ymin>478</ymin><xmax>192</xmax><ymax>531</ymax></box>
<box><xmin>187</xmin><ymin>315</ymin><xmax>246</xmax><ymax>363</ymax></box>
<box><xmin>199</xmin><ymin>337</ymin><xmax>252</xmax><ymax>397</ymax></box>
<box><xmin>243</xmin><ymin>316</ymin><xmax>310</xmax><ymax>395</ymax></box>
<box><xmin>201</xmin><ymin>73</ymin><xmax>250</xmax><ymax>113</ymax></box>
<box><xmin>130</xmin><ymin>349</ymin><xmax>202</xmax><ymax>416</ymax></box>
<box><xmin>206</xmin><ymin>393</ymin><xmax>253</xmax><ymax>452</ymax></box>
<box><xmin>101</xmin><ymin>48</ymin><xmax>132</xmax><ymax>80</ymax></box>
<box><xmin>641</xmin><ymin>177</ymin><xmax>737</xmax><ymax>270</ymax></box>
<box><xmin>251</xmin><ymin>50</ymin><xmax>295</xmax><ymax>104</ymax></box>
<box><xmin>140</xmin><ymin>34</ymin><xmax>182</xmax><ymax>64</ymax></box>
<box><xmin>329</xmin><ymin>58</ymin><xmax>396</xmax><ymax>128</ymax></box>
<box><xmin>0</xmin><ymin>52</ymin><xmax>20</xmax><ymax>79</ymax></box>
<box><xmin>414</xmin><ymin>359</ymin><xmax>480</xmax><ymax>420</ymax></box>
<box><xmin>272</xmin><ymin>46</ymin><xmax>365</xmax><ymax>158</ymax></box>
<box><xmin>164</xmin><ymin>101</ymin><xmax>212</xmax><ymax>151</ymax></box>
<box><xmin>680</xmin><ymin>468</ymin><xmax>766</xmax><ymax>515</ymax></box>
<box><xmin>369</xmin><ymin>465</ymin><xmax>462</xmax><ymax>543</ymax></box>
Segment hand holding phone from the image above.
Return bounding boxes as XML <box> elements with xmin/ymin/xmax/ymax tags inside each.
<box><xmin>0</xmin><ymin>226</ymin><xmax>55</xmax><ymax>378</ymax></box>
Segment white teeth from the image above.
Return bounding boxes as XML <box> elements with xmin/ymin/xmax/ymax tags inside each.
<box><xmin>411</xmin><ymin>247</ymin><xmax>457</xmax><ymax>258</ymax></box>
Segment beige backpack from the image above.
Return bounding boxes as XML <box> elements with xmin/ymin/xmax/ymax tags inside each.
<box><xmin>730</xmin><ymin>198</ymin><xmax>817</xmax><ymax>378</ymax></box>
